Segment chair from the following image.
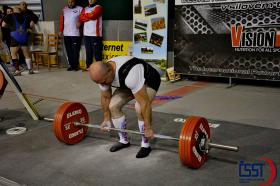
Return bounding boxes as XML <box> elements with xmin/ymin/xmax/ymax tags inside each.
<box><xmin>35</xmin><ymin>34</ymin><xmax>59</xmax><ymax>70</ymax></box>
<box><xmin>30</xmin><ymin>32</ymin><xmax>44</xmax><ymax>69</ymax></box>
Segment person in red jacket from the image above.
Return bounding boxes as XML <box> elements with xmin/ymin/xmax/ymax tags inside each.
<box><xmin>79</xmin><ymin>0</ymin><xmax>103</xmax><ymax>70</ymax></box>
<box><xmin>59</xmin><ymin>0</ymin><xmax>82</xmax><ymax>71</ymax></box>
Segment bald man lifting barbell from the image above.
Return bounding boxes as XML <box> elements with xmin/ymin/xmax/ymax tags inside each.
<box><xmin>89</xmin><ymin>56</ymin><xmax>161</xmax><ymax>158</ymax></box>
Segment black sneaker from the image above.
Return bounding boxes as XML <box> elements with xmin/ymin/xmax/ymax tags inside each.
<box><xmin>67</xmin><ymin>67</ymin><xmax>74</xmax><ymax>71</ymax></box>
<box><xmin>28</xmin><ymin>69</ymin><xmax>34</xmax><ymax>74</ymax></box>
<box><xmin>136</xmin><ymin>147</ymin><xmax>152</xmax><ymax>158</ymax></box>
<box><xmin>109</xmin><ymin>142</ymin><xmax>130</xmax><ymax>152</ymax></box>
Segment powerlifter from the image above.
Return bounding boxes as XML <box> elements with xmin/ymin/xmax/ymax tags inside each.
<box><xmin>89</xmin><ymin>56</ymin><xmax>161</xmax><ymax>158</ymax></box>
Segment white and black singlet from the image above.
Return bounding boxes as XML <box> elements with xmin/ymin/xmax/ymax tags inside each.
<box><xmin>99</xmin><ymin>56</ymin><xmax>161</xmax><ymax>94</ymax></box>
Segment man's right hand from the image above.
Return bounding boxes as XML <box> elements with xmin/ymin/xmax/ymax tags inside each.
<box><xmin>100</xmin><ymin>120</ymin><xmax>112</xmax><ymax>132</ymax></box>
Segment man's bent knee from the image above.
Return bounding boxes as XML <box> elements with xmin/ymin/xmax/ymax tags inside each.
<box><xmin>134</xmin><ymin>102</ymin><xmax>143</xmax><ymax>120</ymax></box>
<box><xmin>109</xmin><ymin>102</ymin><xmax>124</xmax><ymax>118</ymax></box>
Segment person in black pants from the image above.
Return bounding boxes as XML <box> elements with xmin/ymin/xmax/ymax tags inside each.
<box><xmin>79</xmin><ymin>0</ymin><xmax>103</xmax><ymax>70</ymax></box>
<box><xmin>59</xmin><ymin>0</ymin><xmax>82</xmax><ymax>71</ymax></box>
<box><xmin>0</xmin><ymin>6</ymin><xmax>13</xmax><ymax>49</ymax></box>
<box><xmin>18</xmin><ymin>1</ymin><xmax>39</xmax><ymax>70</ymax></box>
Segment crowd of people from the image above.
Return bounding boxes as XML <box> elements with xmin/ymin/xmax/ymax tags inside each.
<box><xmin>58</xmin><ymin>0</ymin><xmax>103</xmax><ymax>71</ymax></box>
<box><xmin>0</xmin><ymin>0</ymin><xmax>103</xmax><ymax>74</ymax></box>
<box><xmin>0</xmin><ymin>1</ymin><xmax>38</xmax><ymax>75</ymax></box>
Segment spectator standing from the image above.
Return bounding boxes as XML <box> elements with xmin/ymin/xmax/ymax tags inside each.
<box><xmin>19</xmin><ymin>1</ymin><xmax>39</xmax><ymax>24</ymax></box>
<box><xmin>0</xmin><ymin>6</ymin><xmax>13</xmax><ymax>48</ymax></box>
<box><xmin>18</xmin><ymin>1</ymin><xmax>39</xmax><ymax>70</ymax></box>
<box><xmin>59</xmin><ymin>0</ymin><xmax>82</xmax><ymax>71</ymax></box>
<box><xmin>80</xmin><ymin>0</ymin><xmax>103</xmax><ymax>70</ymax></box>
<box><xmin>1</xmin><ymin>7</ymin><xmax>35</xmax><ymax>75</ymax></box>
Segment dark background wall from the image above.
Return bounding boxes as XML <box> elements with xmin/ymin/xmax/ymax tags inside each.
<box><xmin>43</xmin><ymin>0</ymin><xmax>173</xmax><ymax>31</ymax></box>
<box><xmin>76</xmin><ymin>0</ymin><xmax>133</xmax><ymax>20</ymax></box>
<box><xmin>42</xmin><ymin>0</ymin><xmax>174</xmax><ymax>65</ymax></box>
<box><xmin>42</xmin><ymin>0</ymin><xmax>133</xmax><ymax>39</ymax></box>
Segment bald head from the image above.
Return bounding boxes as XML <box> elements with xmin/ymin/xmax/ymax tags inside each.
<box><xmin>89</xmin><ymin>62</ymin><xmax>111</xmax><ymax>84</ymax></box>
<box><xmin>19</xmin><ymin>1</ymin><xmax>27</xmax><ymax>11</ymax></box>
<box><xmin>68</xmin><ymin>0</ymin><xmax>76</xmax><ymax>8</ymax></box>
<box><xmin>88</xmin><ymin>0</ymin><xmax>97</xmax><ymax>5</ymax></box>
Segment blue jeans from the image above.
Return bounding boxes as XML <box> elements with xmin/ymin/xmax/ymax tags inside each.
<box><xmin>84</xmin><ymin>36</ymin><xmax>103</xmax><ymax>68</ymax></box>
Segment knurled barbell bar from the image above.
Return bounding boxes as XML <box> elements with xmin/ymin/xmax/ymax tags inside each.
<box><xmin>73</xmin><ymin>123</ymin><xmax>239</xmax><ymax>152</ymax></box>
<box><xmin>49</xmin><ymin>102</ymin><xmax>239</xmax><ymax>169</ymax></box>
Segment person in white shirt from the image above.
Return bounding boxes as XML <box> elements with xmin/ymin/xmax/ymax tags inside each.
<box><xmin>89</xmin><ymin>56</ymin><xmax>161</xmax><ymax>158</ymax></box>
<box><xmin>59</xmin><ymin>0</ymin><xmax>82</xmax><ymax>71</ymax></box>
<box><xmin>79</xmin><ymin>0</ymin><xmax>103</xmax><ymax>70</ymax></box>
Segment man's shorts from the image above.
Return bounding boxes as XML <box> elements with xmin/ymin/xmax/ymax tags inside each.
<box><xmin>10</xmin><ymin>37</ymin><xmax>28</xmax><ymax>47</ymax></box>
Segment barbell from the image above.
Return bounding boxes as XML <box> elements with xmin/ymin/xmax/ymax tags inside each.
<box><xmin>50</xmin><ymin>102</ymin><xmax>239</xmax><ymax>169</ymax></box>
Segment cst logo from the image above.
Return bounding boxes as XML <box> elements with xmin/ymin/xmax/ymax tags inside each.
<box><xmin>239</xmin><ymin>157</ymin><xmax>277</xmax><ymax>185</ymax></box>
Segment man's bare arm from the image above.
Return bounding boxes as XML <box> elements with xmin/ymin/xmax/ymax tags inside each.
<box><xmin>1</xmin><ymin>21</ymin><xmax>7</xmax><ymax>28</ymax></box>
<box><xmin>101</xmin><ymin>87</ymin><xmax>112</xmax><ymax>122</ymax></box>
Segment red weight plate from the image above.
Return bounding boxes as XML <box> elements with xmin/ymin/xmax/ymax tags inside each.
<box><xmin>178</xmin><ymin>117</ymin><xmax>194</xmax><ymax>165</ymax></box>
<box><xmin>0</xmin><ymin>70</ymin><xmax>7</xmax><ymax>96</ymax></box>
<box><xmin>183</xmin><ymin>116</ymin><xmax>210</xmax><ymax>169</ymax></box>
<box><xmin>53</xmin><ymin>102</ymin><xmax>78</xmax><ymax>143</ymax></box>
<box><xmin>53</xmin><ymin>102</ymin><xmax>72</xmax><ymax>142</ymax></box>
<box><xmin>53</xmin><ymin>102</ymin><xmax>89</xmax><ymax>144</ymax></box>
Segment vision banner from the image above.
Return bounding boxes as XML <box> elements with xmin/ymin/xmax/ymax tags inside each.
<box><xmin>133</xmin><ymin>0</ymin><xmax>168</xmax><ymax>77</ymax></box>
<box><xmin>174</xmin><ymin>0</ymin><xmax>280</xmax><ymax>80</ymax></box>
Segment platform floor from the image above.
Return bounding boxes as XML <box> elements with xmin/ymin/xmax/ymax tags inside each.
<box><xmin>0</xmin><ymin>67</ymin><xmax>279</xmax><ymax>186</ymax></box>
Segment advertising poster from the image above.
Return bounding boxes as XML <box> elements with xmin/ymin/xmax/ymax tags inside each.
<box><xmin>102</xmin><ymin>41</ymin><xmax>132</xmax><ymax>60</ymax></box>
<box><xmin>133</xmin><ymin>0</ymin><xmax>168</xmax><ymax>76</ymax></box>
<box><xmin>175</xmin><ymin>0</ymin><xmax>280</xmax><ymax>80</ymax></box>
<box><xmin>79</xmin><ymin>41</ymin><xmax>132</xmax><ymax>70</ymax></box>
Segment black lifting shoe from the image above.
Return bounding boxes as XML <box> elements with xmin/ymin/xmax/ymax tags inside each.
<box><xmin>109</xmin><ymin>142</ymin><xmax>130</xmax><ymax>152</ymax></box>
<box><xmin>136</xmin><ymin>147</ymin><xmax>152</xmax><ymax>158</ymax></box>
<box><xmin>67</xmin><ymin>67</ymin><xmax>74</xmax><ymax>71</ymax></box>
